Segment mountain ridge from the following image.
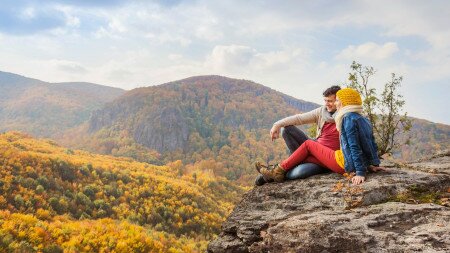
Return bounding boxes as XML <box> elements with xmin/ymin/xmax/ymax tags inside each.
<box><xmin>86</xmin><ymin>75</ymin><xmax>319</xmax><ymax>149</ymax></box>
<box><xmin>0</xmin><ymin>71</ymin><xmax>126</xmax><ymax>137</ymax></box>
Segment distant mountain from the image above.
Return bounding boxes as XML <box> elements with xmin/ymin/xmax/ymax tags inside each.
<box><xmin>398</xmin><ymin>118</ymin><xmax>449</xmax><ymax>161</ymax></box>
<box><xmin>86</xmin><ymin>75</ymin><xmax>318</xmax><ymax>152</ymax></box>
<box><xmin>0</xmin><ymin>71</ymin><xmax>125</xmax><ymax>137</ymax></box>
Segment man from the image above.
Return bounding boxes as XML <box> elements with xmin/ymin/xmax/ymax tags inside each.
<box><xmin>255</xmin><ymin>85</ymin><xmax>341</xmax><ymax>185</ymax></box>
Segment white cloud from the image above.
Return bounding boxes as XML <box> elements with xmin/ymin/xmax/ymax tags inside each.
<box><xmin>336</xmin><ymin>42</ymin><xmax>399</xmax><ymax>60</ymax></box>
<box><xmin>66</xmin><ymin>15</ymin><xmax>80</xmax><ymax>27</ymax></box>
<box><xmin>360</xmin><ymin>1</ymin><xmax>450</xmax><ymax>50</ymax></box>
<box><xmin>205</xmin><ymin>45</ymin><xmax>307</xmax><ymax>74</ymax></box>
<box><xmin>235</xmin><ymin>12</ymin><xmax>299</xmax><ymax>36</ymax></box>
<box><xmin>206</xmin><ymin>45</ymin><xmax>255</xmax><ymax>72</ymax></box>
<box><xmin>20</xmin><ymin>7</ymin><xmax>36</xmax><ymax>20</ymax></box>
<box><xmin>106</xmin><ymin>69</ymin><xmax>134</xmax><ymax>83</ymax></box>
<box><xmin>153</xmin><ymin>32</ymin><xmax>192</xmax><ymax>47</ymax></box>
<box><xmin>189</xmin><ymin>7</ymin><xmax>223</xmax><ymax>41</ymax></box>
<box><xmin>168</xmin><ymin>54</ymin><xmax>183</xmax><ymax>61</ymax></box>
<box><xmin>50</xmin><ymin>59</ymin><xmax>88</xmax><ymax>74</ymax></box>
<box><xmin>93</xmin><ymin>26</ymin><xmax>111</xmax><ymax>39</ymax></box>
<box><xmin>54</xmin><ymin>5</ymin><xmax>80</xmax><ymax>28</ymax></box>
<box><xmin>108</xmin><ymin>18</ymin><xmax>127</xmax><ymax>33</ymax></box>
<box><xmin>195</xmin><ymin>25</ymin><xmax>223</xmax><ymax>41</ymax></box>
<box><xmin>253</xmin><ymin>48</ymin><xmax>306</xmax><ymax>70</ymax></box>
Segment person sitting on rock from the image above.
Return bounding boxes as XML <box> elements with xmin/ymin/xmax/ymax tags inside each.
<box><xmin>257</xmin><ymin>88</ymin><xmax>385</xmax><ymax>185</ymax></box>
<box><xmin>255</xmin><ymin>85</ymin><xmax>342</xmax><ymax>186</ymax></box>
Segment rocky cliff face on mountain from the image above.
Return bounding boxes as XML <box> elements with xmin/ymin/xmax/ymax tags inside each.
<box><xmin>208</xmin><ymin>152</ymin><xmax>450</xmax><ymax>252</ymax></box>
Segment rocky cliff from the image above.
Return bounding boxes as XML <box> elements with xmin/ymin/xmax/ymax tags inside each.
<box><xmin>208</xmin><ymin>152</ymin><xmax>450</xmax><ymax>252</ymax></box>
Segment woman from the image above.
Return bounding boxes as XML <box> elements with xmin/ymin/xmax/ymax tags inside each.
<box><xmin>258</xmin><ymin>88</ymin><xmax>385</xmax><ymax>185</ymax></box>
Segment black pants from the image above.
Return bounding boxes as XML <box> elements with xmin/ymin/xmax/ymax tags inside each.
<box><xmin>282</xmin><ymin>125</ymin><xmax>310</xmax><ymax>153</ymax></box>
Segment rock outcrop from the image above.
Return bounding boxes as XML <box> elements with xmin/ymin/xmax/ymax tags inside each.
<box><xmin>208</xmin><ymin>152</ymin><xmax>450</xmax><ymax>252</ymax></box>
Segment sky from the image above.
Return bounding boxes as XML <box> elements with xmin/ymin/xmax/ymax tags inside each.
<box><xmin>0</xmin><ymin>0</ymin><xmax>449</xmax><ymax>124</ymax></box>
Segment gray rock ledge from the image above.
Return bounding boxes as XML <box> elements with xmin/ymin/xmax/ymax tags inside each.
<box><xmin>208</xmin><ymin>153</ymin><xmax>450</xmax><ymax>253</ymax></box>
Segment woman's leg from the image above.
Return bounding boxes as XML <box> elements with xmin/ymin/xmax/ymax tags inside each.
<box><xmin>280</xmin><ymin>140</ymin><xmax>345</xmax><ymax>174</ymax></box>
<box><xmin>285</xmin><ymin>163</ymin><xmax>330</xmax><ymax>180</ymax></box>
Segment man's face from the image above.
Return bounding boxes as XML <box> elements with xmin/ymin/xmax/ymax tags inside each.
<box><xmin>324</xmin><ymin>95</ymin><xmax>337</xmax><ymax>112</ymax></box>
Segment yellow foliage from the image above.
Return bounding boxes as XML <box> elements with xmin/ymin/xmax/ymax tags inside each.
<box><xmin>0</xmin><ymin>211</ymin><xmax>206</xmax><ymax>252</ymax></box>
<box><xmin>0</xmin><ymin>131</ymin><xmax>245</xmax><ymax>252</ymax></box>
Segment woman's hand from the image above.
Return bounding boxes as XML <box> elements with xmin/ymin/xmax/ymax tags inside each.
<box><xmin>352</xmin><ymin>175</ymin><xmax>365</xmax><ymax>185</ymax></box>
<box><xmin>368</xmin><ymin>165</ymin><xmax>388</xmax><ymax>172</ymax></box>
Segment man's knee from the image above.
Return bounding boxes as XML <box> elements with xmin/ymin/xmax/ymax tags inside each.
<box><xmin>304</xmin><ymin>139</ymin><xmax>314</xmax><ymax>147</ymax></box>
<box><xmin>281</xmin><ymin>125</ymin><xmax>298</xmax><ymax>139</ymax></box>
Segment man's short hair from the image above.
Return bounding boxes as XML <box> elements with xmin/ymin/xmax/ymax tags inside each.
<box><xmin>323</xmin><ymin>85</ymin><xmax>341</xmax><ymax>97</ymax></box>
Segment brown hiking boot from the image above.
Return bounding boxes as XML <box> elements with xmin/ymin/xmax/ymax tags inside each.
<box><xmin>255</xmin><ymin>161</ymin><xmax>274</xmax><ymax>181</ymax></box>
<box><xmin>254</xmin><ymin>174</ymin><xmax>273</xmax><ymax>186</ymax></box>
<box><xmin>255</xmin><ymin>162</ymin><xmax>286</xmax><ymax>182</ymax></box>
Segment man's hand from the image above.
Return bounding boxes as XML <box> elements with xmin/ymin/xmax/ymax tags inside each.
<box><xmin>368</xmin><ymin>165</ymin><xmax>388</xmax><ymax>172</ymax></box>
<box><xmin>270</xmin><ymin>125</ymin><xmax>280</xmax><ymax>141</ymax></box>
<box><xmin>351</xmin><ymin>175</ymin><xmax>365</xmax><ymax>185</ymax></box>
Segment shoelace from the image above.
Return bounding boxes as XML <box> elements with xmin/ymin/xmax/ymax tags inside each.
<box><xmin>256</xmin><ymin>161</ymin><xmax>277</xmax><ymax>171</ymax></box>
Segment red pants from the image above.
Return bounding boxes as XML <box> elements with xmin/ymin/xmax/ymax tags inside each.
<box><xmin>280</xmin><ymin>140</ymin><xmax>345</xmax><ymax>174</ymax></box>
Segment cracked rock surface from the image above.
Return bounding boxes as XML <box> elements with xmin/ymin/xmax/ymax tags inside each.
<box><xmin>208</xmin><ymin>153</ymin><xmax>450</xmax><ymax>253</ymax></box>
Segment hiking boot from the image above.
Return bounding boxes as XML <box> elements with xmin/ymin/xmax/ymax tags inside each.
<box><xmin>255</xmin><ymin>161</ymin><xmax>273</xmax><ymax>182</ymax></box>
<box><xmin>254</xmin><ymin>174</ymin><xmax>273</xmax><ymax>186</ymax></box>
<box><xmin>255</xmin><ymin>162</ymin><xmax>286</xmax><ymax>182</ymax></box>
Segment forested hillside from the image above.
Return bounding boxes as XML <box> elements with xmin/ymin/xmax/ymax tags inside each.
<box><xmin>398</xmin><ymin>119</ymin><xmax>449</xmax><ymax>160</ymax></box>
<box><xmin>0</xmin><ymin>131</ymin><xmax>244</xmax><ymax>252</ymax></box>
<box><xmin>0</xmin><ymin>71</ymin><xmax>125</xmax><ymax>137</ymax></box>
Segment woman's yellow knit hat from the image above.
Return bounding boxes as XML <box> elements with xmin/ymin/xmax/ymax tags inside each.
<box><xmin>336</xmin><ymin>88</ymin><xmax>362</xmax><ymax>106</ymax></box>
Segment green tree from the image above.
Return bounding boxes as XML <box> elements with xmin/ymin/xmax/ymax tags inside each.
<box><xmin>347</xmin><ymin>61</ymin><xmax>411</xmax><ymax>157</ymax></box>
